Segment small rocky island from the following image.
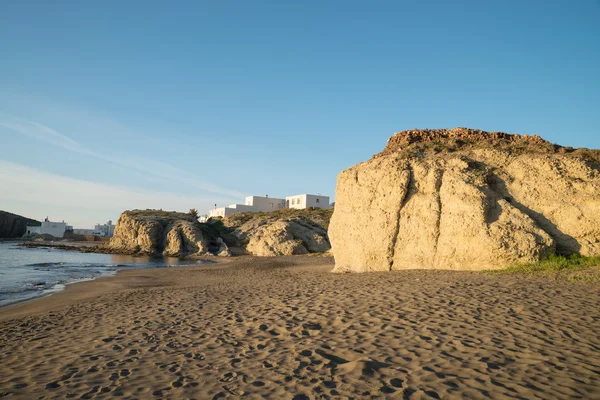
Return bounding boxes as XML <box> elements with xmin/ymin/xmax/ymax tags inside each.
<box><xmin>329</xmin><ymin>128</ymin><xmax>600</xmax><ymax>272</ymax></box>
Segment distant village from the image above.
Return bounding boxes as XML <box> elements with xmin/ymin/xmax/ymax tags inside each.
<box><xmin>206</xmin><ymin>193</ymin><xmax>331</xmax><ymax>219</ymax></box>
<box><xmin>23</xmin><ymin>193</ymin><xmax>331</xmax><ymax>239</ymax></box>
<box><xmin>24</xmin><ymin>218</ymin><xmax>116</xmax><ymax>239</ymax></box>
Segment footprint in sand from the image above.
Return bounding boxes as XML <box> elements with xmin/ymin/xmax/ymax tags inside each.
<box><xmin>172</xmin><ymin>377</ymin><xmax>184</xmax><ymax>387</ymax></box>
<box><xmin>218</xmin><ymin>372</ymin><xmax>238</xmax><ymax>383</ymax></box>
<box><xmin>390</xmin><ymin>378</ymin><xmax>404</xmax><ymax>388</ymax></box>
<box><xmin>302</xmin><ymin>322</ymin><xmax>322</xmax><ymax>331</ymax></box>
<box><xmin>45</xmin><ymin>381</ymin><xmax>61</xmax><ymax>389</ymax></box>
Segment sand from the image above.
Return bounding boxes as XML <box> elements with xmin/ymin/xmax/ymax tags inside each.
<box><xmin>1</xmin><ymin>255</ymin><xmax>599</xmax><ymax>399</ymax></box>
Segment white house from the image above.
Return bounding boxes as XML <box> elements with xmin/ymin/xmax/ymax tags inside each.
<box><xmin>209</xmin><ymin>195</ymin><xmax>285</xmax><ymax>218</ymax></box>
<box><xmin>94</xmin><ymin>220</ymin><xmax>116</xmax><ymax>237</ymax></box>
<box><xmin>72</xmin><ymin>220</ymin><xmax>116</xmax><ymax>237</ymax></box>
<box><xmin>208</xmin><ymin>193</ymin><xmax>329</xmax><ymax>218</ymax></box>
<box><xmin>286</xmin><ymin>194</ymin><xmax>330</xmax><ymax>210</ymax></box>
<box><xmin>243</xmin><ymin>196</ymin><xmax>286</xmax><ymax>212</ymax></box>
<box><xmin>25</xmin><ymin>218</ymin><xmax>68</xmax><ymax>238</ymax></box>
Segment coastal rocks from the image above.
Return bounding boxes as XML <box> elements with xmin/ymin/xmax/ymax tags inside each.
<box><xmin>224</xmin><ymin>211</ymin><xmax>332</xmax><ymax>256</ymax></box>
<box><xmin>329</xmin><ymin>128</ymin><xmax>600</xmax><ymax>272</ymax></box>
<box><xmin>243</xmin><ymin>221</ymin><xmax>329</xmax><ymax>256</ymax></box>
<box><xmin>103</xmin><ymin>210</ymin><xmax>211</xmax><ymax>257</ymax></box>
<box><xmin>245</xmin><ymin>221</ymin><xmax>308</xmax><ymax>256</ymax></box>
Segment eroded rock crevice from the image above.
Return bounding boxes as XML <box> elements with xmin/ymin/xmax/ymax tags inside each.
<box><xmin>431</xmin><ymin>167</ymin><xmax>444</xmax><ymax>261</ymax></box>
<box><xmin>388</xmin><ymin>166</ymin><xmax>414</xmax><ymax>271</ymax></box>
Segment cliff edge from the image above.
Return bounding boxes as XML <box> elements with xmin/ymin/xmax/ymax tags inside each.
<box><xmin>329</xmin><ymin>128</ymin><xmax>600</xmax><ymax>272</ymax></box>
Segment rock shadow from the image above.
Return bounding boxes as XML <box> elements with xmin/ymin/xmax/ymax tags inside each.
<box><xmin>488</xmin><ymin>174</ymin><xmax>582</xmax><ymax>255</ymax></box>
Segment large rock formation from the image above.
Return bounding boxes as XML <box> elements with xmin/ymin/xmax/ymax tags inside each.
<box><xmin>102</xmin><ymin>210</ymin><xmax>218</xmax><ymax>257</ymax></box>
<box><xmin>329</xmin><ymin>128</ymin><xmax>600</xmax><ymax>272</ymax></box>
<box><xmin>223</xmin><ymin>208</ymin><xmax>332</xmax><ymax>256</ymax></box>
<box><xmin>0</xmin><ymin>211</ymin><xmax>40</xmax><ymax>239</ymax></box>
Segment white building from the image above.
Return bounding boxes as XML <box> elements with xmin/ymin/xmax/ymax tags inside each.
<box><xmin>94</xmin><ymin>220</ymin><xmax>116</xmax><ymax>237</ymax></box>
<box><xmin>73</xmin><ymin>220</ymin><xmax>116</xmax><ymax>237</ymax></box>
<box><xmin>208</xmin><ymin>193</ymin><xmax>329</xmax><ymax>218</ymax></box>
<box><xmin>243</xmin><ymin>196</ymin><xmax>286</xmax><ymax>212</ymax></box>
<box><xmin>209</xmin><ymin>195</ymin><xmax>285</xmax><ymax>218</ymax></box>
<box><xmin>286</xmin><ymin>194</ymin><xmax>330</xmax><ymax>210</ymax></box>
<box><xmin>25</xmin><ymin>218</ymin><xmax>68</xmax><ymax>238</ymax></box>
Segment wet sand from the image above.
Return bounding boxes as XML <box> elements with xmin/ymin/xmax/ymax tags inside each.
<box><xmin>1</xmin><ymin>255</ymin><xmax>599</xmax><ymax>399</ymax></box>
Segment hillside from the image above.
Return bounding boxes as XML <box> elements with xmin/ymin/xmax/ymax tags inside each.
<box><xmin>0</xmin><ymin>211</ymin><xmax>40</xmax><ymax>239</ymax></box>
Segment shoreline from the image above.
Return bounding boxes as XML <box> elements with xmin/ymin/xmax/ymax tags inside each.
<box><xmin>0</xmin><ymin>257</ymin><xmax>234</xmax><ymax>322</ymax></box>
<box><xmin>0</xmin><ymin>242</ymin><xmax>221</xmax><ymax>316</ymax></box>
<box><xmin>0</xmin><ymin>271</ymin><xmax>116</xmax><ymax>312</ymax></box>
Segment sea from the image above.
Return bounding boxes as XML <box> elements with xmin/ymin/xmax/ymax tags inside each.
<box><xmin>0</xmin><ymin>242</ymin><xmax>208</xmax><ymax>307</ymax></box>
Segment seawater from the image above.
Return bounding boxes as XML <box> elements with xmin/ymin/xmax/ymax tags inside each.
<box><xmin>0</xmin><ymin>242</ymin><xmax>208</xmax><ymax>307</ymax></box>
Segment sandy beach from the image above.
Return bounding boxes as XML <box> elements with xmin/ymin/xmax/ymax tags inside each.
<box><xmin>1</xmin><ymin>255</ymin><xmax>599</xmax><ymax>399</ymax></box>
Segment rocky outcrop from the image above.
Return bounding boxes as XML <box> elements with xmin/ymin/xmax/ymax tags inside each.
<box><xmin>329</xmin><ymin>128</ymin><xmax>600</xmax><ymax>272</ymax></box>
<box><xmin>223</xmin><ymin>209</ymin><xmax>332</xmax><ymax>256</ymax></box>
<box><xmin>102</xmin><ymin>210</ymin><xmax>216</xmax><ymax>257</ymax></box>
<box><xmin>0</xmin><ymin>211</ymin><xmax>40</xmax><ymax>239</ymax></box>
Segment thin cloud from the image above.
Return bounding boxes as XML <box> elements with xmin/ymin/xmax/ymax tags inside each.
<box><xmin>0</xmin><ymin>159</ymin><xmax>226</xmax><ymax>214</ymax></box>
<box><xmin>0</xmin><ymin>113</ymin><xmax>245</xmax><ymax>199</ymax></box>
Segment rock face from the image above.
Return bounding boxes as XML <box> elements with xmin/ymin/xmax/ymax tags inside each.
<box><xmin>103</xmin><ymin>210</ymin><xmax>213</xmax><ymax>257</ymax></box>
<box><xmin>223</xmin><ymin>209</ymin><xmax>332</xmax><ymax>256</ymax></box>
<box><xmin>0</xmin><ymin>211</ymin><xmax>40</xmax><ymax>239</ymax></box>
<box><xmin>329</xmin><ymin>128</ymin><xmax>600</xmax><ymax>272</ymax></box>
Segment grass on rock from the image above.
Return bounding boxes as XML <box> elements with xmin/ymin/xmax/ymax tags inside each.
<box><xmin>489</xmin><ymin>254</ymin><xmax>600</xmax><ymax>282</ymax></box>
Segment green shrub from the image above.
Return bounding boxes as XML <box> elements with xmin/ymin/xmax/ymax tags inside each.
<box><xmin>489</xmin><ymin>254</ymin><xmax>600</xmax><ymax>282</ymax></box>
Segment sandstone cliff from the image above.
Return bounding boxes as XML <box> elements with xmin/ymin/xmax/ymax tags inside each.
<box><xmin>102</xmin><ymin>210</ymin><xmax>222</xmax><ymax>257</ymax></box>
<box><xmin>222</xmin><ymin>208</ymin><xmax>332</xmax><ymax>256</ymax></box>
<box><xmin>0</xmin><ymin>211</ymin><xmax>40</xmax><ymax>239</ymax></box>
<box><xmin>329</xmin><ymin>128</ymin><xmax>600</xmax><ymax>272</ymax></box>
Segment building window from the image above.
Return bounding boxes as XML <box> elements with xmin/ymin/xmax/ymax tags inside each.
<box><xmin>316</xmin><ymin>198</ymin><xmax>320</xmax><ymax>203</ymax></box>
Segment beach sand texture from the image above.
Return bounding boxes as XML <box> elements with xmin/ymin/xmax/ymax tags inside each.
<box><xmin>1</xmin><ymin>256</ymin><xmax>599</xmax><ymax>399</ymax></box>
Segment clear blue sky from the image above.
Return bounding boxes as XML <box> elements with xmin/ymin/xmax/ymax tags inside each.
<box><xmin>1</xmin><ymin>0</ymin><xmax>599</xmax><ymax>227</ymax></box>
